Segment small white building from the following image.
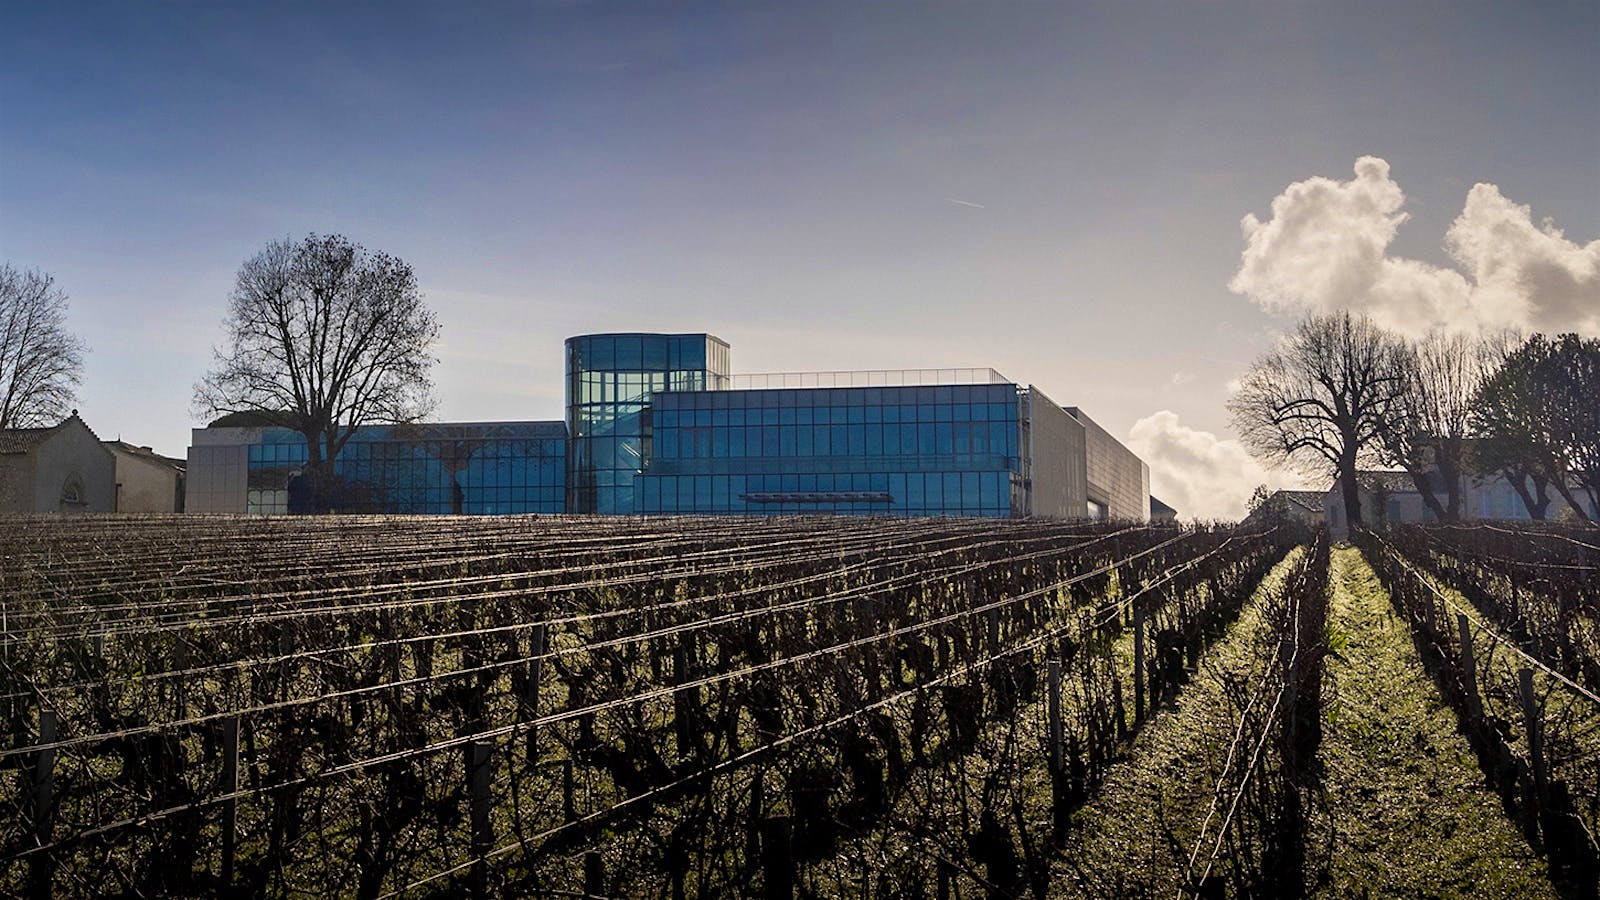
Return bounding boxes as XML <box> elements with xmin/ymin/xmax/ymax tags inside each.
<box><xmin>104</xmin><ymin>440</ymin><xmax>186</xmax><ymax>512</ymax></box>
<box><xmin>1244</xmin><ymin>490</ymin><xmax>1327</xmax><ymax>529</ymax></box>
<box><xmin>1325</xmin><ymin>470</ymin><xmax>1596</xmax><ymax>534</ymax></box>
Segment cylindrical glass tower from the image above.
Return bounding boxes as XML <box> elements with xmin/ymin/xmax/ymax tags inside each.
<box><xmin>565</xmin><ymin>333</ymin><xmax>730</xmax><ymax>514</ymax></box>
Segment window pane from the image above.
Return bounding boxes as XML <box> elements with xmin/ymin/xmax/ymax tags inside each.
<box><xmin>642</xmin><ymin>337</ymin><xmax>668</xmax><ymax>369</ymax></box>
<box><xmin>614</xmin><ymin>337</ymin><xmax>637</xmax><ymax>370</ymax></box>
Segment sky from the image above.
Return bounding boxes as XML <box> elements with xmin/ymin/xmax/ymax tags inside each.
<box><xmin>2</xmin><ymin>1</ymin><xmax>1596</xmax><ymax>519</ymax></box>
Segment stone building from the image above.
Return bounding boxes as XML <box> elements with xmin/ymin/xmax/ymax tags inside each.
<box><xmin>0</xmin><ymin>412</ymin><xmax>117</xmax><ymax>513</ymax></box>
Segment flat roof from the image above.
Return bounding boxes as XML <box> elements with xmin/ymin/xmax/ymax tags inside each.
<box><xmin>565</xmin><ymin>332</ymin><xmax>729</xmax><ymax>347</ymax></box>
<box><xmin>728</xmin><ymin>368</ymin><xmax>1011</xmax><ymax>389</ymax></box>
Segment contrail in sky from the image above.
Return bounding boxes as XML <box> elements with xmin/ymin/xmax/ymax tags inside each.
<box><xmin>945</xmin><ymin>198</ymin><xmax>986</xmax><ymax>208</ymax></box>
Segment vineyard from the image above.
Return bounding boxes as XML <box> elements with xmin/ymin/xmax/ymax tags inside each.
<box><xmin>0</xmin><ymin>514</ymin><xmax>1595</xmax><ymax>898</ymax></box>
<box><xmin>1360</xmin><ymin>523</ymin><xmax>1600</xmax><ymax>894</ymax></box>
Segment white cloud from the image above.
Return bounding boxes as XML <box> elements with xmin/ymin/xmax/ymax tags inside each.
<box><xmin>1231</xmin><ymin>157</ymin><xmax>1599</xmax><ymax>337</ymax></box>
<box><xmin>1127</xmin><ymin>410</ymin><xmax>1297</xmax><ymax>521</ymax></box>
<box><xmin>1446</xmin><ymin>184</ymin><xmax>1600</xmax><ymax>336</ymax></box>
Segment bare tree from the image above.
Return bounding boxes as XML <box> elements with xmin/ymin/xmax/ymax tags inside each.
<box><xmin>1378</xmin><ymin>333</ymin><xmax>1498</xmax><ymax>521</ymax></box>
<box><xmin>1229</xmin><ymin>312</ymin><xmax>1406</xmax><ymax>528</ymax></box>
<box><xmin>0</xmin><ymin>265</ymin><xmax>86</xmax><ymax>430</ymax></box>
<box><xmin>195</xmin><ymin>234</ymin><xmax>439</xmax><ymax>511</ymax></box>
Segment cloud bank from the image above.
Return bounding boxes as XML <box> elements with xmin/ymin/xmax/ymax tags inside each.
<box><xmin>1127</xmin><ymin>410</ymin><xmax>1293</xmax><ymax>521</ymax></box>
<box><xmin>1231</xmin><ymin>157</ymin><xmax>1599</xmax><ymax>337</ymax></box>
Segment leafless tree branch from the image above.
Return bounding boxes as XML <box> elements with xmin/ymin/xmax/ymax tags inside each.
<box><xmin>1228</xmin><ymin>312</ymin><xmax>1407</xmax><ymax>525</ymax></box>
<box><xmin>0</xmin><ymin>265</ymin><xmax>86</xmax><ymax>430</ymax></box>
<box><xmin>193</xmin><ymin>234</ymin><xmax>439</xmax><ymax>510</ymax></box>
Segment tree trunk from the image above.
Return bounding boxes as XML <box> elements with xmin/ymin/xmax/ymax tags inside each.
<box><xmin>1508</xmin><ymin>470</ymin><xmax>1551</xmax><ymax>520</ymax></box>
<box><xmin>1339</xmin><ymin>446</ymin><xmax>1363</xmax><ymax>529</ymax></box>
<box><xmin>1549</xmin><ymin>478</ymin><xmax>1592</xmax><ymax>523</ymax></box>
<box><xmin>1407</xmin><ymin>467</ymin><xmax>1449</xmax><ymax>522</ymax></box>
<box><xmin>1581</xmin><ymin>482</ymin><xmax>1600</xmax><ymax>523</ymax></box>
<box><xmin>1439</xmin><ymin>447</ymin><xmax>1464</xmax><ymax>521</ymax></box>
<box><xmin>301</xmin><ymin>430</ymin><xmax>333</xmax><ymax>514</ymax></box>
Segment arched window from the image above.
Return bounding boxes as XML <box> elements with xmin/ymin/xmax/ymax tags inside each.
<box><xmin>60</xmin><ymin>473</ymin><xmax>88</xmax><ymax>510</ymax></box>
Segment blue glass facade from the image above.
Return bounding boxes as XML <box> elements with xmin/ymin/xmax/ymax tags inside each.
<box><xmin>243</xmin><ymin>423</ymin><xmax>566</xmax><ymax>515</ymax></box>
<box><xmin>565</xmin><ymin>333</ymin><xmax>730</xmax><ymax>514</ymax></box>
<box><xmin>195</xmin><ymin>331</ymin><xmax>1146</xmax><ymax>520</ymax></box>
<box><xmin>635</xmin><ymin>383</ymin><xmax>1021</xmax><ymax>517</ymax></box>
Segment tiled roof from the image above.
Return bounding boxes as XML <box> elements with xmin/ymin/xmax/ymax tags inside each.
<box><xmin>104</xmin><ymin>440</ymin><xmax>186</xmax><ymax>471</ymax></box>
<box><xmin>0</xmin><ymin>414</ymin><xmax>110</xmax><ymax>458</ymax></box>
<box><xmin>1336</xmin><ymin>470</ymin><xmax>1420</xmax><ymax>494</ymax></box>
<box><xmin>0</xmin><ymin>423</ymin><xmax>64</xmax><ymax>454</ymax></box>
<box><xmin>1280</xmin><ymin>490</ymin><xmax>1326</xmax><ymax>512</ymax></box>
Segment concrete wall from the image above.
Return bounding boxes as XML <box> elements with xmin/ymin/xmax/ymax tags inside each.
<box><xmin>111</xmin><ymin>448</ymin><xmax>184</xmax><ymax>512</ymax></box>
<box><xmin>0</xmin><ymin>454</ymin><xmax>33</xmax><ymax>512</ymax></box>
<box><xmin>1069</xmin><ymin>408</ymin><xmax>1150</xmax><ymax>522</ymax></box>
<box><xmin>186</xmin><ymin>427</ymin><xmax>253</xmax><ymax>513</ymax></box>
<box><xmin>1024</xmin><ymin>387</ymin><xmax>1088</xmax><ymax>519</ymax></box>
<box><xmin>29</xmin><ymin>422</ymin><xmax>116</xmax><ymax>512</ymax></box>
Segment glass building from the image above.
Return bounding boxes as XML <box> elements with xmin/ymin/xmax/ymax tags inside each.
<box><xmin>635</xmin><ymin>384</ymin><xmax>1021</xmax><ymax>517</ymax></box>
<box><xmin>565</xmin><ymin>333</ymin><xmax>729</xmax><ymax>514</ymax></box>
<box><xmin>188</xmin><ymin>331</ymin><xmax>1150</xmax><ymax>520</ymax></box>
<box><xmin>189</xmin><ymin>422</ymin><xmax>566</xmax><ymax>515</ymax></box>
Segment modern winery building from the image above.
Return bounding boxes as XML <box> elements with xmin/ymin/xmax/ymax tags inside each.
<box><xmin>186</xmin><ymin>332</ymin><xmax>1151</xmax><ymax>521</ymax></box>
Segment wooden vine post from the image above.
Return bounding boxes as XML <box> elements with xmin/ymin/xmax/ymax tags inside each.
<box><xmin>524</xmin><ymin>623</ymin><xmax>546</xmax><ymax>763</ymax></box>
<box><xmin>859</xmin><ymin>598</ymin><xmax>883</xmax><ymax>702</ymax></box>
<box><xmin>562</xmin><ymin>758</ymin><xmax>576</xmax><ymax>822</ymax></box>
<box><xmin>1518</xmin><ymin>668</ymin><xmax>1551</xmax><ymax>824</ymax></box>
<box><xmin>221</xmin><ymin>716</ymin><xmax>240</xmax><ymax>888</ymax></box>
<box><xmin>30</xmin><ymin>709</ymin><xmax>57</xmax><ymax>900</ymax></box>
<box><xmin>1456</xmin><ymin>615</ymin><xmax>1481</xmax><ymax>722</ymax></box>
<box><xmin>583</xmin><ymin>850</ymin><xmax>605</xmax><ymax>898</ymax></box>
<box><xmin>469</xmin><ymin>740</ymin><xmax>493</xmax><ymax>898</ymax></box>
<box><xmin>746</xmin><ymin>769</ymin><xmax>764</xmax><ymax>861</ymax></box>
<box><xmin>1112</xmin><ymin>675</ymin><xmax>1128</xmax><ymax>741</ymax></box>
<box><xmin>1046</xmin><ymin>659</ymin><xmax>1063</xmax><ymax>773</ymax></box>
<box><xmin>760</xmin><ymin>816</ymin><xmax>794</xmax><ymax>900</ymax></box>
<box><xmin>1133</xmin><ymin>606</ymin><xmax>1147</xmax><ymax>723</ymax></box>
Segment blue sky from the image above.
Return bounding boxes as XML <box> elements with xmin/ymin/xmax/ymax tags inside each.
<box><xmin>2</xmin><ymin>1</ymin><xmax>1596</xmax><ymax>517</ymax></box>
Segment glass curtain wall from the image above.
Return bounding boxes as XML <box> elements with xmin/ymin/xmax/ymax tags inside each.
<box><xmin>243</xmin><ymin>423</ymin><xmax>567</xmax><ymax>515</ymax></box>
<box><xmin>565</xmin><ymin>333</ymin><xmax>729</xmax><ymax>514</ymax></box>
<box><xmin>636</xmin><ymin>383</ymin><xmax>1022</xmax><ymax>517</ymax></box>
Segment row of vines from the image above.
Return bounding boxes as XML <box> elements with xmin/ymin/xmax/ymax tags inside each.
<box><xmin>1</xmin><ymin>514</ymin><xmax>1298</xmax><ymax>898</ymax></box>
<box><xmin>1361</xmin><ymin>523</ymin><xmax>1600</xmax><ymax>899</ymax></box>
<box><xmin>1174</xmin><ymin>532</ymin><xmax>1331</xmax><ymax>898</ymax></box>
